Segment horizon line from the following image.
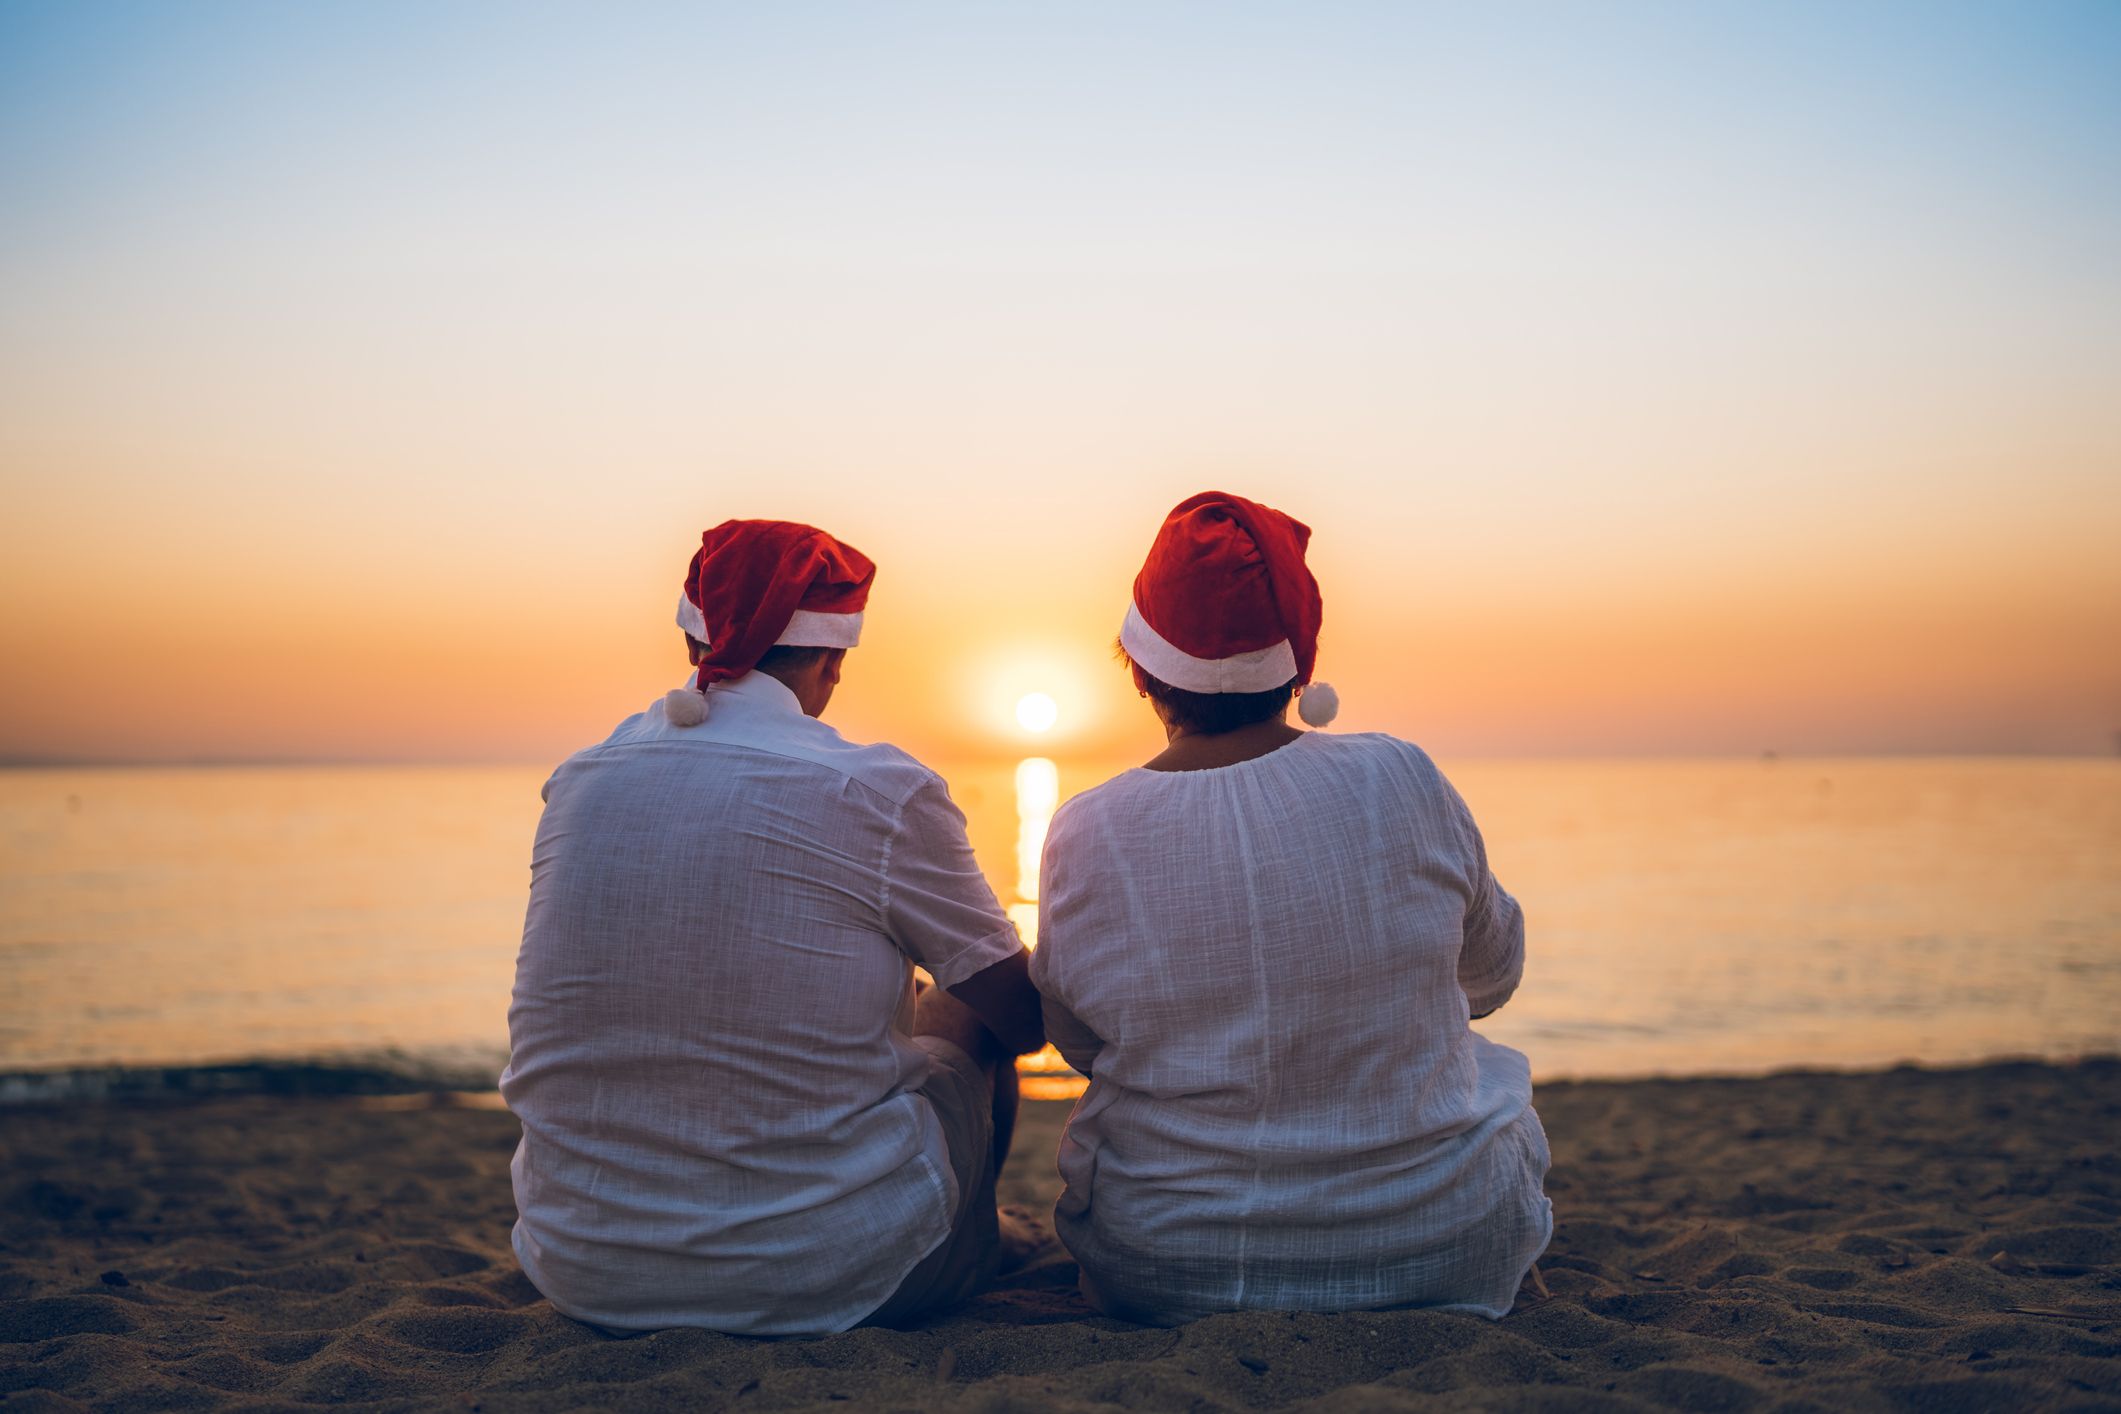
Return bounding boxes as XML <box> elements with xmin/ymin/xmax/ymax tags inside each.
<box><xmin>3</xmin><ymin>747</ymin><xmax>2115</xmax><ymax>771</ymax></box>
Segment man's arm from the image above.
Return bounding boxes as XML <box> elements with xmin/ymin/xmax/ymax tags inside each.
<box><xmin>884</xmin><ymin>777</ymin><xmax>1045</xmax><ymax>1056</ymax></box>
<box><xmin>945</xmin><ymin>949</ymin><xmax>1044</xmax><ymax>1057</ymax></box>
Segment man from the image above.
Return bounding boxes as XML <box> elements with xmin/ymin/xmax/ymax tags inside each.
<box><xmin>501</xmin><ymin>519</ymin><xmax>1044</xmax><ymax>1336</ymax></box>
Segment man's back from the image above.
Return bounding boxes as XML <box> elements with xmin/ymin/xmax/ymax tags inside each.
<box><xmin>502</xmin><ymin>672</ymin><xmax>1020</xmax><ymax>1335</ymax></box>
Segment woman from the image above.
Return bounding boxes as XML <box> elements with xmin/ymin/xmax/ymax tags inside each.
<box><xmin>1029</xmin><ymin>491</ymin><xmax>1550</xmax><ymax>1325</ymax></box>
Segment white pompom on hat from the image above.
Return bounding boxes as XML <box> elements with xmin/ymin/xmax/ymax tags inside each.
<box><xmin>1297</xmin><ymin>681</ymin><xmax>1339</xmax><ymax>727</ymax></box>
<box><xmin>662</xmin><ymin>687</ymin><xmax>709</xmax><ymax>727</ymax></box>
<box><xmin>1119</xmin><ymin>490</ymin><xmax>1339</xmax><ymax>727</ymax></box>
<box><xmin>664</xmin><ymin>519</ymin><xmax>873</xmax><ymax>726</ymax></box>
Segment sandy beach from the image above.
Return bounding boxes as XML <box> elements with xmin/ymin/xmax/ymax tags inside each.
<box><xmin>4</xmin><ymin>1060</ymin><xmax>2118</xmax><ymax>1411</ymax></box>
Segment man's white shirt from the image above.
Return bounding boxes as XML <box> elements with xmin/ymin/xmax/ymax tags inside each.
<box><xmin>501</xmin><ymin>672</ymin><xmax>1021</xmax><ymax>1335</ymax></box>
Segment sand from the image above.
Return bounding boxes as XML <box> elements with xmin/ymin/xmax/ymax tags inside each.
<box><xmin>3</xmin><ymin>1060</ymin><xmax>2118</xmax><ymax>1412</ymax></box>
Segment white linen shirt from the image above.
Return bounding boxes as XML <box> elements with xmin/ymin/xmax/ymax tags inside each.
<box><xmin>1030</xmin><ymin>731</ymin><xmax>1551</xmax><ymax>1324</ymax></box>
<box><xmin>500</xmin><ymin>672</ymin><xmax>1021</xmax><ymax>1336</ymax></box>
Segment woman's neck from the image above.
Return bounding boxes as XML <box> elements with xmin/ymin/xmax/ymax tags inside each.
<box><xmin>1143</xmin><ymin>717</ymin><xmax>1305</xmax><ymax>773</ymax></box>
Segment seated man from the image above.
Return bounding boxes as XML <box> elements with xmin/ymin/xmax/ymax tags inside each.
<box><xmin>502</xmin><ymin>519</ymin><xmax>1043</xmax><ymax>1336</ymax></box>
<box><xmin>1032</xmin><ymin>492</ymin><xmax>1550</xmax><ymax>1325</ymax></box>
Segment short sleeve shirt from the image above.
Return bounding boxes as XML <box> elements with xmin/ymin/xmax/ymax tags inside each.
<box><xmin>500</xmin><ymin>672</ymin><xmax>1022</xmax><ymax>1336</ymax></box>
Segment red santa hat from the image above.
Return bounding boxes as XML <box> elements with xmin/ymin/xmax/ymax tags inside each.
<box><xmin>665</xmin><ymin>519</ymin><xmax>875</xmax><ymax>726</ymax></box>
<box><xmin>1119</xmin><ymin>491</ymin><xmax>1338</xmax><ymax>727</ymax></box>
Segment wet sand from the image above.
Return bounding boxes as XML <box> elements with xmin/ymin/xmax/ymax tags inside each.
<box><xmin>3</xmin><ymin>1060</ymin><xmax>2118</xmax><ymax>1411</ymax></box>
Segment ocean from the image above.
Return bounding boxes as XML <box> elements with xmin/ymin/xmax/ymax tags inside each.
<box><xmin>2</xmin><ymin>757</ymin><xmax>2115</xmax><ymax>1098</ymax></box>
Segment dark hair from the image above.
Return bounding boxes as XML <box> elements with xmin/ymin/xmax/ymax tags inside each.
<box><xmin>1118</xmin><ymin>643</ymin><xmax>1295</xmax><ymax>735</ymax></box>
<box><xmin>683</xmin><ymin>634</ymin><xmax>839</xmax><ymax>674</ymax></box>
<box><xmin>757</xmin><ymin>644</ymin><xmax>840</xmax><ymax>672</ymax></box>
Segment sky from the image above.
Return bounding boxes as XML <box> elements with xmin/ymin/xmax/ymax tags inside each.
<box><xmin>1</xmin><ymin>0</ymin><xmax>2116</xmax><ymax>764</ymax></box>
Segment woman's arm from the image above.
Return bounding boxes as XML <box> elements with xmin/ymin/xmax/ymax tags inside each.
<box><xmin>1039</xmin><ymin>993</ymin><xmax>1106</xmax><ymax>1078</ymax></box>
<box><xmin>1443</xmin><ymin>772</ymin><xmax>1525</xmax><ymax>1018</ymax></box>
<box><xmin>1459</xmin><ymin>859</ymin><xmax>1524</xmax><ymax>1017</ymax></box>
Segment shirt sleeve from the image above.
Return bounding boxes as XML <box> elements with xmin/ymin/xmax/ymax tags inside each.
<box><xmin>1039</xmin><ymin>993</ymin><xmax>1106</xmax><ymax>1078</ymax></box>
<box><xmin>1447</xmin><ymin>782</ymin><xmax>1525</xmax><ymax>1017</ymax></box>
<box><xmin>881</xmin><ymin>776</ymin><xmax>1025</xmax><ymax>990</ymax></box>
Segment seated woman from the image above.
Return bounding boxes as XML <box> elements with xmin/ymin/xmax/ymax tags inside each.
<box><xmin>1029</xmin><ymin>491</ymin><xmax>1551</xmax><ymax>1326</ymax></box>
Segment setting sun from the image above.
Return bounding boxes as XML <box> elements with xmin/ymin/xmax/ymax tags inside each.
<box><xmin>1015</xmin><ymin>692</ymin><xmax>1059</xmax><ymax>734</ymax></box>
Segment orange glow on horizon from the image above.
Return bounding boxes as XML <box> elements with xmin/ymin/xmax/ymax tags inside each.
<box><xmin>0</xmin><ymin>485</ymin><xmax>2115</xmax><ymax>765</ymax></box>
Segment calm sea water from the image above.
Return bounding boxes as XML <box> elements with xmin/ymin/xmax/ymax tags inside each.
<box><xmin>1</xmin><ymin>758</ymin><xmax>2115</xmax><ymax>1089</ymax></box>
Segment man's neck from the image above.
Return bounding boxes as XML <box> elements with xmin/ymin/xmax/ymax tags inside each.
<box><xmin>757</xmin><ymin>664</ymin><xmax>830</xmax><ymax>718</ymax></box>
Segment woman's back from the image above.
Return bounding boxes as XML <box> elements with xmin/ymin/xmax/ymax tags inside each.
<box><xmin>1031</xmin><ymin>730</ymin><xmax>1551</xmax><ymax>1323</ymax></box>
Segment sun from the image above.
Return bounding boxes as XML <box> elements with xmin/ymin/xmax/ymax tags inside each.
<box><xmin>1015</xmin><ymin>692</ymin><xmax>1059</xmax><ymax>733</ymax></box>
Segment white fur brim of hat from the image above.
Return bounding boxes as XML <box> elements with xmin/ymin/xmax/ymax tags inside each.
<box><xmin>675</xmin><ymin>595</ymin><xmax>864</xmax><ymax>649</ymax></box>
<box><xmin>1121</xmin><ymin>603</ymin><xmax>1338</xmax><ymax>726</ymax></box>
<box><xmin>665</xmin><ymin>596</ymin><xmax>864</xmax><ymax>726</ymax></box>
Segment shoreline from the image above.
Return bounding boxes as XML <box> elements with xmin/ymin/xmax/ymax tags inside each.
<box><xmin>5</xmin><ymin>1048</ymin><xmax>2117</xmax><ymax>1108</ymax></box>
<box><xmin>4</xmin><ymin>1058</ymin><xmax>2118</xmax><ymax>1409</ymax></box>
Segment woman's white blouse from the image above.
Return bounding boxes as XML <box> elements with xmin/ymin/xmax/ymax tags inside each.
<box><xmin>1030</xmin><ymin>731</ymin><xmax>1551</xmax><ymax>1323</ymax></box>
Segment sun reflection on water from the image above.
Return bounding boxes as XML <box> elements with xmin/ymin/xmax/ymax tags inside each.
<box><xmin>1014</xmin><ymin>757</ymin><xmax>1058</xmax><ymax>904</ymax></box>
<box><xmin>1009</xmin><ymin>732</ymin><xmax>1084</xmax><ymax>1095</ymax></box>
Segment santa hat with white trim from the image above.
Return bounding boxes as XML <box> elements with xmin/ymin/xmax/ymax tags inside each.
<box><xmin>1120</xmin><ymin>491</ymin><xmax>1338</xmax><ymax>727</ymax></box>
<box><xmin>664</xmin><ymin>519</ymin><xmax>875</xmax><ymax>726</ymax></box>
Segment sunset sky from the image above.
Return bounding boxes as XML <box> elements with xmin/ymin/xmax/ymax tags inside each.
<box><xmin>1</xmin><ymin>2</ymin><xmax>2116</xmax><ymax>764</ymax></box>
